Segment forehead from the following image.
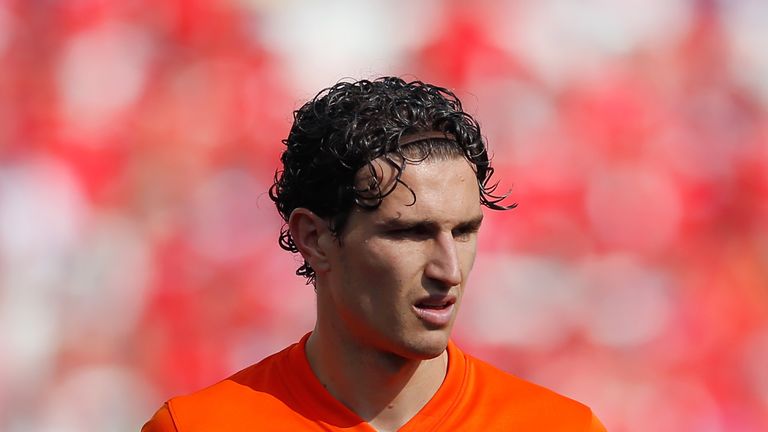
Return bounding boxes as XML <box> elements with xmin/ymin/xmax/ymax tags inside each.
<box><xmin>351</xmin><ymin>156</ymin><xmax>482</xmax><ymax>224</ymax></box>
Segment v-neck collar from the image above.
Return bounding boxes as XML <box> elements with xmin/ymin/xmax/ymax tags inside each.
<box><xmin>278</xmin><ymin>333</ymin><xmax>468</xmax><ymax>431</ymax></box>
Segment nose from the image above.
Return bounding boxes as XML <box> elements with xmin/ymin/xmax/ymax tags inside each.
<box><xmin>424</xmin><ymin>231</ymin><xmax>462</xmax><ymax>288</ymax></box>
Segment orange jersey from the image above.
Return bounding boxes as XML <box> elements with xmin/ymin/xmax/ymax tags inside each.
<box><xmin>143</xmin><ymin>334</ymin><xmax>606</xmax><ymax>431</ymax></box>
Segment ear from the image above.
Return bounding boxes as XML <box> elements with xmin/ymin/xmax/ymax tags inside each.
<box><xmin>288</xmin><ymin>208</ymin><xmax>333</xmax><ymax>273</ymax></box>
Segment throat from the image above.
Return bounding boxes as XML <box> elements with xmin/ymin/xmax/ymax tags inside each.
<box><xmin>358</xmin><ymin>352</ymin><xmax>449</xmax><ymax>431</ymax></box>
<box><xmin>305</xmin><ymin>331</ymin><xmax>448</xmax><ymax>429</ymax></box>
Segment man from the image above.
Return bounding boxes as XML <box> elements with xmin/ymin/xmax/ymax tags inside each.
<box><xmin>142</xmin><ymin>77</ymin><xmax>606</xmax><ymax>431</ymax></box>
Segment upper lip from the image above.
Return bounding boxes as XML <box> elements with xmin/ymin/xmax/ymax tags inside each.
<box><xmin>415</xmin><ymin>294</ymin><xmax>457</xmax><ymax>308</ymax></box>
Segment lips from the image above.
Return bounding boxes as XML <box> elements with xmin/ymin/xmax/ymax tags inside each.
<box><xmin>413</xmin><ymin>294</ymin><xmax>457</xmax><ymax>327</ymax></box>
<box><xmin>416</xmin><ymin>296</ymin><xmax>455</xmax><ymax>308</ymax></box>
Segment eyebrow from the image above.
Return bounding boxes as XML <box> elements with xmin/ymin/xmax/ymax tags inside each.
<box><xmin>376</xmin><ymin>214</ymin><xmax>484</xmax><ymax>232</ymax></box>
<box><xmin>453</xmin><ymin>214</ymin><xmax>485</xmax><ymax>232</ymax></box>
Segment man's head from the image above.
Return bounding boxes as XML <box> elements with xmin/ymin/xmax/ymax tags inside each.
<box><xmin>269</xmin><ymin>77</ymin><xmax>511</xmax><ymax>284</ymax></box>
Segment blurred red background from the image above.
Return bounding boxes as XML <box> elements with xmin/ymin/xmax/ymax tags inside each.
<box><xmin>1</xmin><ymin>0</ymin><xmax>767</xmax><ymax>430</ymax></box>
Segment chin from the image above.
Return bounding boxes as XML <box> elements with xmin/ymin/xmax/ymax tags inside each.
<box><xmin>402</xmin><ymin>332</ymin><xmax>450</xmax><ymax>360</ymax></box>
<box><xmin>414</xmin><ymin>347</ymin><xmax>447</xmax><ymax>360</ymax></box>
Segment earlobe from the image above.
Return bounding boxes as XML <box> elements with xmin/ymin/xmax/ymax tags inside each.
<box><xmin>288</xmin><ymin>208</ymin><xmax>332</xmax><ymax>273</ymax></box>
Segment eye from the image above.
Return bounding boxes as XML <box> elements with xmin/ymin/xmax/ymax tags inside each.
<box><xmin>386</xmin><ymin>228</ymin><xmax>409</xmax><ymax>237</ymax></box>
<box><xmin>452</xmin><ymin>225</ymin><xmax>480</xmax><ymax>241</ymax></box>
<box><xmin>386</xmin><ymin>225</ymin><xmax>432</xmax><ymax>240</ymax></box>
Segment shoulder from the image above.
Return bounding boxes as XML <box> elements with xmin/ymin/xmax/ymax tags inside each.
<box><xmin>141</xmin><ymin>404</ymin><xmax>176</xmax><ymax>432</ymax></box>
<box><xmin>464</xmin><ymin>352</ymin><xmax>578</xmax><ymax>403</ymax></box>
<box><xmin>144</xmin><ymin>343</ymin><xmax>304</xmax><ymax>432</ymax></box>
<box><xmin>456</xmin><ymin>348</ymin><xmax>602</xmax><ymax>430</ymax></box>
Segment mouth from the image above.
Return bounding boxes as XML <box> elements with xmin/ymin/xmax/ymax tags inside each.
<box><xmin>415</xmin><ymin>297</ymin><xmax>456</xmax><ymax>309</ymax></box>
<box><xmin>413</xmin><ymin>295</ymin><xmax>457</xmax><ymax>327</ymax></box>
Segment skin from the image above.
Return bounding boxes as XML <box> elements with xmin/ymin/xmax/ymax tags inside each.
<box><xmin>288</xmin><ymin>155</ymin><xmax>483</xmax><ymax>431</ymax></box>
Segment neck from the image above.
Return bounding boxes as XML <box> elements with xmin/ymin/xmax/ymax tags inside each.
<box><xmin>305</xmin><ymin>326</ymin><xmax>448</xmax><ymax>432</ymax></box>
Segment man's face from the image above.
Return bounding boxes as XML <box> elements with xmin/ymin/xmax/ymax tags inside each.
<box><xmin>317</xmin><ymin>155</ymin><xmax>483</xmax><ymax>360</ymax></box>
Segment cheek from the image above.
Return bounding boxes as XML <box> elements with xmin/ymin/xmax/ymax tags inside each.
<box><xmin>459</xmin><ymin>242</ymin><xmax>478</xmax><ymax>273</ymax></box>
<box><xmin>356</xmin><ymin>242</ymin><xmax>424</xmax><ymax>281</ymax></box>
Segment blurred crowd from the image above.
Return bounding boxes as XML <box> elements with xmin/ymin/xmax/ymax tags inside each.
<box><xmin>0</xmin><ymin>0</ymin><xmax>766</xmax><ymax>431</ymax></box>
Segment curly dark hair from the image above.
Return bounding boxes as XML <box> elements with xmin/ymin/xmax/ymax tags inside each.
<box><xmin>269</xmin><ymin>77</ymin><xmax>515</xmax><ymax>284</ymax></box>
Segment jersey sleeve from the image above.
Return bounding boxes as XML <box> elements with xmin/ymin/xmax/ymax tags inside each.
<box><xmin>587</xmin><ymin>412</ymin><xmax>608</xmax><ymax>432</ymax></box>
<box><xmin>141</xmin><ymin>403</ymin><xmax>178</xmax><ymax>432</ymax></box>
